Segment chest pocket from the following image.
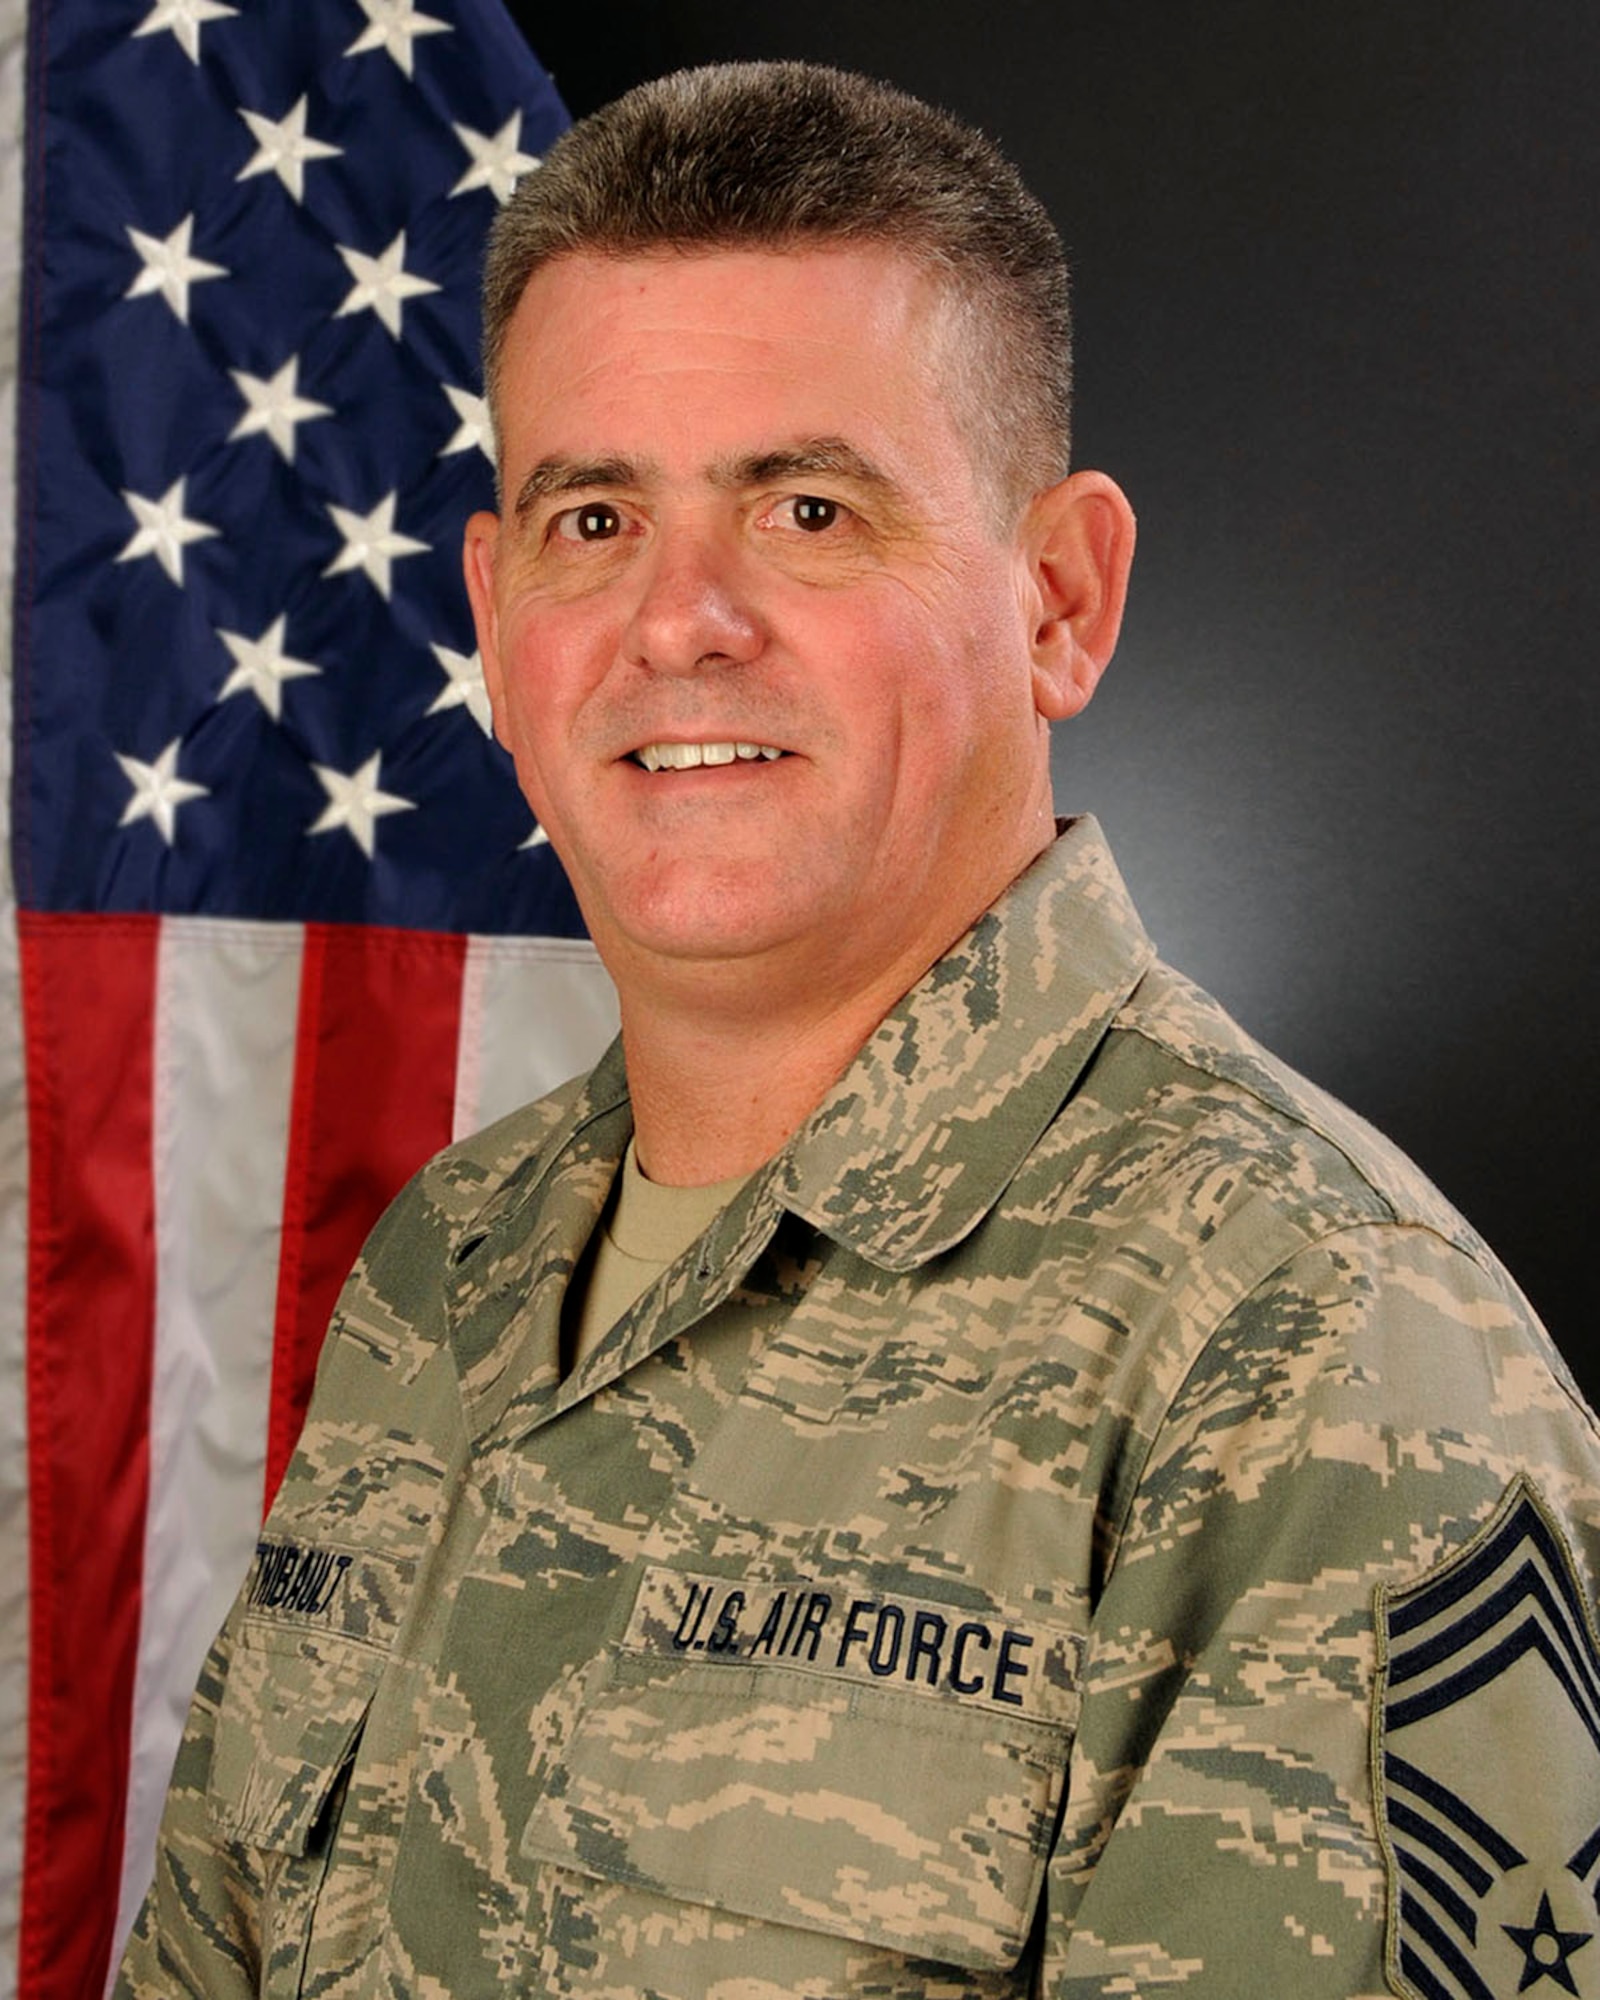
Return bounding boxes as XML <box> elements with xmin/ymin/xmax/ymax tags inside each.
<box><xmin>205</xmin><ymin>1541</ymin><xmax>407</xmax><ymax>1995</ymax></box>
<box><xmin>521</xmin><ymin>1571</ymin><xmax>1082</xmax><ymax>1973</ymax></box>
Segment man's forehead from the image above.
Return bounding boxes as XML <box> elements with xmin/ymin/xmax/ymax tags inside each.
<box><xmin>501</xmin><ymin>241</ymin><xmax>958</xmax><ymax>382</ymax></box>
<box><xmin>519</xmin><ymin>237</ymin><xmax>942</xmax><ymax>303</ymax></box>
<box><xmin>492</xmin><ymin>244</ymin><xmax>992</xmax><ymax>520</ymax></box>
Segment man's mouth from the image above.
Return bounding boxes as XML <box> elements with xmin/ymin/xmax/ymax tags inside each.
<box><xmin>630</xmin><ymin>741</ymin><xmax>788</xmax><ymax>772</ymax></box>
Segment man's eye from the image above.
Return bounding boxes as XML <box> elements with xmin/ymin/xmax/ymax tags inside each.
<box><xmin>554</xmin><ymin>503</ymin><xmax>623</xmax><ymax>543</ymax></box>
<box><xmin>782</xmin><ymin>494</ymin><xmax>841</xmax><ymax>533</ymax></box>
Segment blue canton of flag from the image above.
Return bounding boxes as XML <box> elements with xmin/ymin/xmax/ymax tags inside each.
<box><xmin>15</xmin><ymin>0</ymin><xmax>581</xmax><ymax>935</ymax></box>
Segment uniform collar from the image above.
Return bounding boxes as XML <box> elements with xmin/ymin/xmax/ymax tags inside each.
<box><xmin>446</xmin><ymin>816</ymin><xmax>1154</xmax><ymax>1434</ymax></box>
<box><xmin>771</xmin><ymin>815</ymin><xmax>1156</xmax><ymax>1271</ymax></box>
<box><xmin>464</xmin><ymin>815</ymin><xmax>1155</xmax><ymax>1275</ymax></box>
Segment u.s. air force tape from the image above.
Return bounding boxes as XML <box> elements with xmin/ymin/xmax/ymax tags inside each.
<box><xmin>622</xmin><ymin>1564</ymin><xmax>1082</xmax><ymax>1727</ymax></box>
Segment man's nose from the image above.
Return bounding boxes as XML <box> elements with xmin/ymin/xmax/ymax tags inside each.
<box><xmin>620</xmin><ymin>525</ymin><xmax>764</xmax><ymax>677</ymax></box>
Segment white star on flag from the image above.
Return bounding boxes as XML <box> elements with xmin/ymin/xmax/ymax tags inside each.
<box><xmin>116</xmin><ymin>478</ymin><xmax>219</xmax><ymax>586</ymax></box>
<box><xmin>124</xmin><ymin>214</ymin><xmax>227</xmax><ymax>324</ymax></box>
<box><xmin>132</xmin><ymin>0</ymin><xmax>238</xmax><ymax>65</ymax></box>
<box><xmin>450</xmin><ymin>113</ymin><xmax>539</xmax><ymax>202</ymax></box>
<box><xmin>216</xmin><ymin>616</ymin><xmax>323</xmax><ymax>719</ymax></box>
<box><xmin>115</xmin><ymin>739</ymin><xmax>210</xmax><ymax>844</ymax></box>
<box><xmin>322</xmin><ymin>491</ymin><xmax>430</xmax><ymax>599</ymax></box>
<box><xmin>438</xmin><ymin>384</ymin><xmax>493</xmax><ymax>462</ymax></box>
<box><xmin>427</xmin><ymin>644</ymin><xmax>493</xmax><ymax>734</ymax></box>
<box><xmin>521</xmin><ymin>824</ymin><xmax>551</xmax><ymax>849</ymax></box>
<box><xmin>307</xmin><ymin>753</ymin><xmax>416</xmax><ymax>858</ymax></box>
<box><xmin>344</xmin><ymin>0</ymin><xmax>451</xmax><ymax>79</ymax></box>
<box><xmin>237</xmin><ymin>95</ymin><xmax>342</xmax><ymax>203</ymax></box>
<box><xmin>228</xmin><ymin>358</ymin><xmax>333</xmax><ymax>462</ymax></box>
<box><xmin>334</xmin><ymin>231</ymin><xmax>440</xmax><ymax>339</ymax></box>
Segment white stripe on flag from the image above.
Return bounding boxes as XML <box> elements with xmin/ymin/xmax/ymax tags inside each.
<box><xmin>455</xmin><ymin>934</ymin><xmax>619</xmax><ymax>1139</ymax></box>
<box><xmin>107</xmin><ymin>920</ymin><xmax>306</xmax><ymax>1979</ymax></box>
<box><xmin>0</xmin><ymin>1</ymin><xmax>31</xmax><ymax>1993</ymax></box>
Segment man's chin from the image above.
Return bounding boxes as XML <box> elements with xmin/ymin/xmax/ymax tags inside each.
<box><xmin>598</xmin><ymin>908</ymin><xmax>801</xmax><ymax>974</ymax></box>
<box><xmin>575</xmin><ymin>861</ymin><xmax>848</xmax><ymax>985</ymax></box>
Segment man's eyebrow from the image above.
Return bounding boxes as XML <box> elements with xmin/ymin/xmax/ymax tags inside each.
<box><xmin>512</xmin><ymin>456</ymin><xmax>650</xmax><ymax>518</ymax></box>
<box><xmin>711</xmin><ymin>438</ymin><xmax>899</xmax><ymax>494</ymax></box>
<box><xmin>510</xmin><ymin>439</ymin><xmax>899</xmax><ymax>519</ymax></box>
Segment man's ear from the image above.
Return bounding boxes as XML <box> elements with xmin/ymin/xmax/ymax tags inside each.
<box><xmin>1022</xmin><ymin>471</ymin><xmax>1137</xmax><ymax>721</ymax></box>
<box><xmin>462</xmin><ymin>510</ymin><xmax>506</xmax><ymax>732</ymax></box>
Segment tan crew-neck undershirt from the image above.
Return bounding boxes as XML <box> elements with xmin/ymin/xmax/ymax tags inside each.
<box><xmin>563</xmin><ymin>1139</ymin><xmax>751</xmax><ymax>1375</ymax></box>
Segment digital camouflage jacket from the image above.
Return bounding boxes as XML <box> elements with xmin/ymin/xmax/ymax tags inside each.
<box><xmin>117</xmin><ymin>816</ymin><xmax>1600</xmax><ymax>1999</ymax></box>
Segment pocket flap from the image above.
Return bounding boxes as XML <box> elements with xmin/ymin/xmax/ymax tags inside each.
<box><xmin>208</xmin><ymin>1628</ymin><xmax>379</xmax><ymax>1855</ymax></box>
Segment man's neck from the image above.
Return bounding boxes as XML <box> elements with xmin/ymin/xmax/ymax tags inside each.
<box><xmin>617</xmin><ymin>951</ymin><xmax>924</xmax><ymax>1186</ymax></box>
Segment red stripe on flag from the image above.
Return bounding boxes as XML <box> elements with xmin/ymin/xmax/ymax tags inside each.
<box><xmin>18</xmin><ymin>912</ymin><xmax>161</xmax><ymax>2000</ymax></box>
<box><xmin>265</xmin><ymin>924</ymin><xmax>467</xmax><ymax>1506</ymax></box>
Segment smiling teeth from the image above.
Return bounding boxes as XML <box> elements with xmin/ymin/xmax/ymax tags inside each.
<box><xmin>635</xmin><ymin>742</ymin><xmax>785</xmax><ymax>771</ymax></box>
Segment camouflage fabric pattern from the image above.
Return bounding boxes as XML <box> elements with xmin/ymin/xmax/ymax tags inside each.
<box><xmin>116</xmin><ymin>816</ymin><xmax>1600</xmax><ymax>1998</ymax></box>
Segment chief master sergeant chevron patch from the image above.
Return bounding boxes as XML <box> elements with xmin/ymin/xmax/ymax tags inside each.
<box><xmin>1377</xmin><ymin>1476</ymin><xmax>1600</xmax><ymax>1999</ymax></box>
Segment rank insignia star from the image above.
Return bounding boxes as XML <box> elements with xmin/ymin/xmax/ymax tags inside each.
<box><xmin>1504</xmin><ymin>1891</ymin><xmax>1594</xmax><ymax>1995</ymax></box>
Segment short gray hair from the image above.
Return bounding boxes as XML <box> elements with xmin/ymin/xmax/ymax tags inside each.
<box><xmin>482</xmin><ymin>62</ymin><xmax>1073</xmax><ymax>515</ymax></box>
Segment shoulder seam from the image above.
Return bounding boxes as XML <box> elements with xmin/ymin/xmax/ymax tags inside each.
<box><xmin>1100</xmin><ymin>1214</ymin><xmax>1513</xmax><ymax>1584</ymax></box>
<box><xmin>1107</xmin><ymin>1016</ymin><xmax>1482</xmax><ymax>1248</ymax></box>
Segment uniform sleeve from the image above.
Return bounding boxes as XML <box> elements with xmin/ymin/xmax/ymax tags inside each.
<box><xmin>112</xmin><ymin>1163</ymin><xmax>468</xmax><ymax>2000</ymax></box>
<box><xmin>1041</xmin><ymin>1221</ymin><xmax>1600</xmax><ymax>1997</ymax></box>
<box><xmin>114</xmin><ymin>1614</ymin><xmax>264</xmax><ymax>1999</ymax></box>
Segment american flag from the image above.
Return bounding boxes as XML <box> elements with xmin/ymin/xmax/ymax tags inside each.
<box><xmin>0</xmin><ymin>4</ymin><xmax>619</xmax><ymax>1994</ymax></box>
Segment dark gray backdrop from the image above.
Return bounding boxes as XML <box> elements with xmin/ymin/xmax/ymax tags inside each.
<box><xmin>510</xmin><ymin>1</ymin><xmax>1600</xmax><ymax>1400</ymax></box>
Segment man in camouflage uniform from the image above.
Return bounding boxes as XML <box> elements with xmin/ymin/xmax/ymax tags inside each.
<box><xmin>118</xmin><ymin>62</ymin><xmax>1600</xmax><ymax>2000</ymax></box>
